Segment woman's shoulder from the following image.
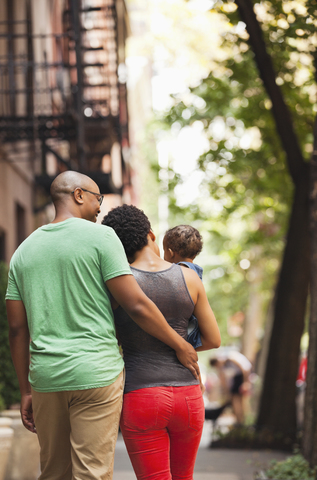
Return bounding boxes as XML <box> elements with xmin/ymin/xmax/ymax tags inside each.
<box><xmin>179</xmin><ymin>265</ymin><xmax>203</xmax><ymax>292</ymax></box>
<box><xmin>179</xmin><ymin>264</ymin><xmax>202</xmax><ymax>300</ymax></box>
<box><xmin>179</xmin><ymin>264</ymin><xmax>202</xmax><ymax>282</ymax></box>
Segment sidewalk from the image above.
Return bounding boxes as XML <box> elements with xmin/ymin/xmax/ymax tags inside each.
<box><xmin>113</xmin><ymin>420</ymin><xmax>288</xmax><ymax>480</ymax></box>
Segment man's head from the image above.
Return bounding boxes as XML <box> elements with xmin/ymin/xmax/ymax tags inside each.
<box><xmin>50</xmin><ymin>171</ymin><xmax>103</xmax><ymax>222</ymax></box>
<box><xmin>102</xmin><ymin>204</ymin><xmax>151</xmax><ymax>260</ymax></box>
<box><xmin>163</xmin><ymin>225</ymin><xmax>203</xmax><ymax>263</ymax></box>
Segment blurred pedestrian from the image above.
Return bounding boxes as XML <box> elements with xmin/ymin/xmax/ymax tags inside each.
<box><xmin>210</xmin><ymin>350</ymin><xmax>251</xmax><ymax>424</ymax></box>
<box><xmin>296</xmin><ymin>352</ymin><xmax>307</xmax><ymax>430</ymax></box>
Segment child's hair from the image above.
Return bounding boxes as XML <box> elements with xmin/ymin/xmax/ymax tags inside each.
<box><xmin>164</xmin><ymin>225</ymin><xmax>203</xmax><ymax>259</ymax></box>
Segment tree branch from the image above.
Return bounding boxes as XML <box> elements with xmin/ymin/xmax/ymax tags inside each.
<box><xmin>234</xmin><ymin>0</ymin><xmax>305</xmax><ymax>183</ymax></box>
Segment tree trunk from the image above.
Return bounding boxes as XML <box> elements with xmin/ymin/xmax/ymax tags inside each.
<box><xmin>234</xmin><ymin>0</ymin><xmax>310</xmax><ymax>442</ymax></box>
<box><xmin>303</xmin><ymin>115</ymin><xmax>317</xmax><ymax>465</ymax></box>
<box><xmin>256</xmin><ymin>164</ymin><xmax>310</xmax><ymax>439</ymax></box>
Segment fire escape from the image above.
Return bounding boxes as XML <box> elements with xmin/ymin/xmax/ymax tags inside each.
<box><xmin>0</xmin><ymin>0</ymin><xmax>131</xmax><ymax>211</ymax></box>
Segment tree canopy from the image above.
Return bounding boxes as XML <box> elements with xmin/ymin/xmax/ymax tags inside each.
<box><xmin>150</xmin><ymin>0</ymin><xmax>316</xmax><ymax>354</ymax></box>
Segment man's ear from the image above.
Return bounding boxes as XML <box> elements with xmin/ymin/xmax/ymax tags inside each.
<box><xmin>73</xmin><ymin>187</ymin><xmax>84</xmax><ymax>205</ymax></box>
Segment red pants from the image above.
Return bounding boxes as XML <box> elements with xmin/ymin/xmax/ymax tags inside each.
<box><xmin>120</xmin><ymin>385</ymin><xmax>204</xmax><ymax>480</ymax></box>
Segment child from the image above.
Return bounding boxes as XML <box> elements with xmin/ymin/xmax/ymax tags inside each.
<box><xmin>163</xmin><ymin>225</ymin><xmax>203</xmax><ymax>349</ymax></box>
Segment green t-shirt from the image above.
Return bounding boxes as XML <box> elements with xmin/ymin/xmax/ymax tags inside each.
<box><xmin>6</xmin><ymin>218</ymin><xmax>131</xmax><ymax>392</ymax></box>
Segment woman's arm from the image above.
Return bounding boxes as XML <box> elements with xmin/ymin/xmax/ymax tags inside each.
<box><xmin>181</xmin><ymin>268</ymin><xmax>221</xmax><ymax>351</ymax></box>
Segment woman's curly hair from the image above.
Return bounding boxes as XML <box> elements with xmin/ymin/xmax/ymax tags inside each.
<box><xmin>164</xmin><ymin>225</ymin><xmax>203</xmax><ymax>259</ymax></box>
<box><xmin>102</xmin><ymin>204</ymin><xmax>151</xmax><ymax>258</ymax></box>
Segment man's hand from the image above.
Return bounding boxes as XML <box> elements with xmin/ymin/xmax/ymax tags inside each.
<box><xmin>20</xmin><ymin>393</ymin><xmax>36</xmax><ymax>433</ymax></box>
<box><xmin>175</xmin><ymin>341</ymin><xmax>200</xmax><ymax>380</ymax></box>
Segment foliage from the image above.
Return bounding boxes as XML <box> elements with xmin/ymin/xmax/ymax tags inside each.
<box><xmin>137</xmin><ymin>119</ymin><xmax>162</xmax><ymax>234</ymax></box>
<box><xmin>154</xmin><ymin>0</ymin><xmax>316</xmax><ymax>344</ymax></box>
<box><xmin>255</xmin><ymin>451</ymin><xmax>317</xmax><ymax>479</ymax></box>
<box><xmin>0</xmin><ymin>262</ymin><xmax>20</xmax><ymax>408</ymax></box>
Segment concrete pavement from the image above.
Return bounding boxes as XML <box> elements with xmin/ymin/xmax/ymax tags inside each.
<box><xmin>113</xmin><ymin>420</ymin><xmax>288</xmax><ymax>480</ymax></box>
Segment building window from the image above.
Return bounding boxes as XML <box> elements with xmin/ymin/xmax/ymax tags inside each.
<box><xmin>16</xmin><ymin>203</ymin><xmax>26</xmax><ymax>248</ymax></box>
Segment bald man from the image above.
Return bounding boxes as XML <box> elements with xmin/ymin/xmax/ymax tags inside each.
<box><xmin>6</xmin><ymin>172</ymin><xmax>199</xmax><ymax>480</ymax></box>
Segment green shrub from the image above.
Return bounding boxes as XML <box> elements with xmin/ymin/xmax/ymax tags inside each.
<box><xmin>255</xmin><ymin>452</ymin><xmax>316</xmax><ymax>480</ymax></box>
<box><xmin>0</xmin><ymin>262</ymin><xmax>20</xmax><ymax>407</ymax></box>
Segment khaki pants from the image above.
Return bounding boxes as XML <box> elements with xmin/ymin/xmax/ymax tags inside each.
<box><xmin>32</xmin><ymin>371</ymin><xmax>124</xmax><ymax>480</ymax></box>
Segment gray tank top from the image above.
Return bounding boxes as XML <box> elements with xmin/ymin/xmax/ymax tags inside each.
<box><xmin>114</xmin><ymin>263</ymin><xmax>200</xmax><ymax>393</ymax></box>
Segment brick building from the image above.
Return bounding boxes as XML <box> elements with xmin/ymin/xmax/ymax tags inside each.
<box><xmin>0</xmin><ymin>0</ymin><xmax>132</xmax><ymax>263</ymax></box>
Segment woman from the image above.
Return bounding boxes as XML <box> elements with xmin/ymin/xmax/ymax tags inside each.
<box><xmin>102</xmin><ymin>205</ymin><xmax>220</xmax><ymax>480</ymax></box>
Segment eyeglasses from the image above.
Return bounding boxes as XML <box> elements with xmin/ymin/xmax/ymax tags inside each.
<box><xmin>71</xmin><ymin>187</ymin><xmax>104</xmax><ymax>206</ymax></box>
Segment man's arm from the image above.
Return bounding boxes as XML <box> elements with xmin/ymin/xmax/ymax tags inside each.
<box><xmin>106</xmin><ymin>275</ymin><xmax>200</xmax><ymax>379</ymax></box>
<box><xmin>6</xmin><ymin>299</ymin><xmax>36</xmax><ymax>433</ymax></box>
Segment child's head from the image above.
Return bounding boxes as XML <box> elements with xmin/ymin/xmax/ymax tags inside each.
<box><xmin>163</xmin><ymin>225</ymin><xmax>203</xmax><ymax>263</ymax></box>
